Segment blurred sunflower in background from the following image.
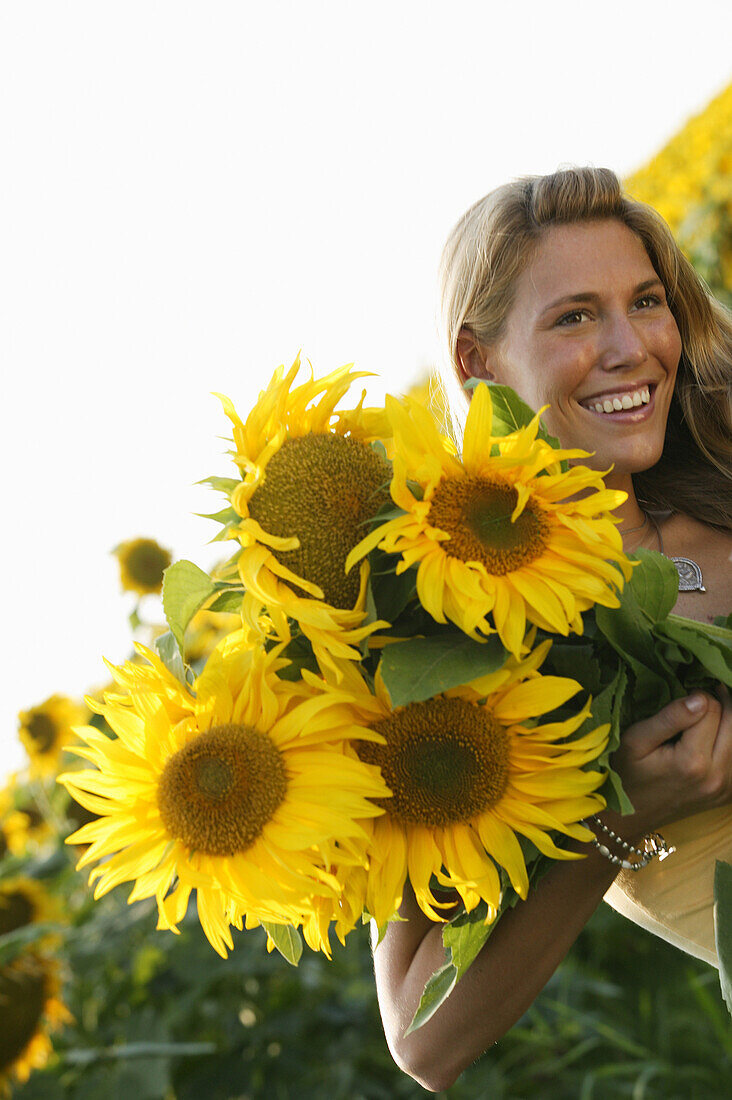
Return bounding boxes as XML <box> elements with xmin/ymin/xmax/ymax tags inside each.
<box><xmin>59</xmin><ymin>632</ymin><xmax>389</xmax><ymax>957</ymax></box>
<box><xmin>210</xmin><ymin>355</ymin><xmax>393</xmax><ymax>675</ymax></box>
<box><xmin>348</xmin><ymin>383</ymin><xmax>633</xmax><ymax>657</ymax></box>
<box><xmin>0</xmin><ymin>876</ymin><xmax>68</xmax><ymax>1095</ymax></box>
<box><xmin>17</xmin><ymin>696</ymin><xmax>88</xmax><ymax>779</ymax></box>
<box><xmin>0</xmin><ymin>955</ymin><xmax>70</xmax><ymax>1095</ymax></box>
<box><xmin>0</xmin><ymin>876</ymin><xmax>60</xmax><ymax>940</ymax></box>
<box><xmin>113</xmin><ymin>537</ymin><xmax>172</xmax><ymax>597</ymax></box>
<box><xmin>625</xmin><ymin>79</ymin><xmax>732</xmax><ymax>305</ymax></box>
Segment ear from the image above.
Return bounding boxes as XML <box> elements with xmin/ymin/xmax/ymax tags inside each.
<box><xmin>455</xmin><ymin>327</ymin><xmax>497</xmax><ymax>386</ymax></box>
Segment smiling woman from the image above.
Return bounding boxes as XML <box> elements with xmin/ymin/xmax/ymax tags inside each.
<box><xmin>372</xmin><ymin>167</ymin><xmax>732</xmax><ymax>1092</ymax></box>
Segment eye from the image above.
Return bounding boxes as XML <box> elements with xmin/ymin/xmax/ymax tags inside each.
<box><xmin>633</xmin><ymin>293</ymin><xmax>662</xmax><ymax>310</ymax></box>
<box><xmin>555</xmin><ymin>308</ymin><xmax>592</xmax><ymax>327</ymax></box>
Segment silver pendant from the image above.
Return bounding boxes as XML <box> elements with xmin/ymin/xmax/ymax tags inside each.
<box><xmin>670</xmin><ymin>556</ymin><xmax>706</xmax><ymax>592</ymax></box>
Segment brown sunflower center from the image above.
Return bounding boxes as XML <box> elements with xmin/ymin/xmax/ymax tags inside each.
<box><xmin>0</xmin><ymin>892</ymin><xmax>34</xmax><ymax>937</ymax></box>
<box><xmin>123</xmin><ymin>539</ymin><xmax>172</xmax><ymax>590</ymax></box>
<box><xmin>157</xmin><ymin>723</ymin><xmax>287</xmax><ymax>856</ymax></box>
<box><xmin>358</xmin><ymin>697</ymin><xmax>510</xmax><ymax>827</ymax></box>
<box><xmin>247</xmin><ymin>433</ymin><xmax>390</xmax><ymax>610</ymax></box>
<box><xmin>0</xmin><ymin>962</ymin><xmax>46</xmax><ymax>1074</ymax></box>
<box><xmin>429</xmin><ymin>476</ymin><xmax>548</xmax><ymax>575</ymax></box>
<box><xmin>25</xmin><ymin>713</ymin><xmax>58</xmax><ymax>754</ymax></box>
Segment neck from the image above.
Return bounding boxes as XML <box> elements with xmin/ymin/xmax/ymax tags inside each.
<box><xmin>603</xmin><ymin>472</ymin><xmax>647</xmax><ymax>540</ymax></box>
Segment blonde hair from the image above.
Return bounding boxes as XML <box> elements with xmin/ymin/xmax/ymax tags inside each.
<box><xmin>438</xmin><ymin>167</ymin><xmax>732</xmax><ymax>530</ymax></box>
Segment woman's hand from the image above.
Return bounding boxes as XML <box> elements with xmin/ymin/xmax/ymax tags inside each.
<box><xmin>606</xmin><ymin>687</ymin><xmax>732</xmax><ymax>840</ymax></box>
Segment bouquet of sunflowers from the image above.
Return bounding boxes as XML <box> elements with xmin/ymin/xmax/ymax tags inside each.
<box><xmin>58</xmin><ymin>357</ymin><xmax>732</xmax><ymax>1029</ymax></box>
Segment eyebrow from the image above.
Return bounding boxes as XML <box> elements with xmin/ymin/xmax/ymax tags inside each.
<box><xmin>540</xmin><ymin>278</ymin><xmax>665</xmax><ymax>316</ymax></box>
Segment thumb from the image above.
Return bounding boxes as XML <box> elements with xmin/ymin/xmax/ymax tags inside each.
<box><xmin>624</xmin><ymin>693</ymin><xmax>709</xmax><ymax>755</ymax></box>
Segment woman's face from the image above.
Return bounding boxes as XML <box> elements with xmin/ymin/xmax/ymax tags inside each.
<box><xmin>481</xmin><ymin>219</ymin><xmax>682</xmax><ymax>480</ymax></box>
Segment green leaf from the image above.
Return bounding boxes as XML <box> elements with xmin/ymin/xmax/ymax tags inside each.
<box><xmin>595</xmin><ymin>593</ymin><xmax>677</xmax><ymax>719</ymax></box>
<box><xmin>656</xmin><ymin>618</ymin><xmax>732</xmax><ymax>689</ymax></box>
<box><xmin>197</xmin><ymin>475</ymin><xmax>241</xmax><ymax>495</ymax></box>
<box><xmin>405</xmin><ymin>962</ymin><xmax>457</xmax><ymax>1034</ymax></box>
<box><xmin>379</xmin><ymin>633</ymin><xmax>508</xmax><ymax>707</ymax></box>
<box><xmin>443</xmin><ymin>902</ymin><xmax>494</xmax><ymax>978</ymax></box>
<box><xmin>544</xmin><ymin>643</ymin><xmax>602</xmax><ymax>696</ymax></box>
<box><xmin>370</xmin><ymin>564</ymin><xmax>417</xmax><ymax>624</ymax></box>
<box><xmin>714</xmin><ymin>860</ymin><xmax>732</xmax><ymax>1016</ymax></box>
<box><xmin>484</xmin><ymin>382</ymin><xmax>543</xmax><ymax>437</ymax></box>
<box><xmin>480</xmin><ymin>382</ymin><xmax>565</xmax><ymax>459</ymax></box>
<box><xmin>153</xmin><ymin>631</ymin><xmax>189</xmax><ymax>687</ymax></box>
<box><xmin>408</xmin><ymin>901</ymin><xmax>498</xmax><ymax>1033</ymax></box>
<box><xmin>197</xmin><ymin>506</ymin><xmax>242</xmax><ymax>528</ymax></box>
<box><xmin>162</xmin><ymin>560</ymin><xmax>217</xmax><ymax>654</ymax></box>
<box><xmin>206</xmin><ymin>588</ymin><xmax>245</xmax><ymax>614</ymax></box>
<box><xmin>584</xmin><ymin>663</ymin><xmax>634</xmax><ymax>816</ymax></box>
<box><xmin>625</xmin><ymin>548</ymin><xmax>679</xmax><ymax>624</ymax></box>
<box><xmin>261</xmin><ymin>922</ymin><xmax>303</xmax><ymax>965</ymax></box>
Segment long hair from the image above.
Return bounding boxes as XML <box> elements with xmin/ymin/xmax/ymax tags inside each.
<box><xmin>438</xmin><ymin>167</ymin><xmax>732</xmax><ymax>530</ymax></box>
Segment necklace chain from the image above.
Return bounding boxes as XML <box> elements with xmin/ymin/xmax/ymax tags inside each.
<box><xmin>622</xmin><ymin>514</ymin><xmax>649</xmax><ymax>537</ymax></box>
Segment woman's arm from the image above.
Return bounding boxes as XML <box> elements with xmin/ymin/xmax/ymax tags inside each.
<box><xmin>373</xmin><ymin>689</ymin><xmax>732</xmax><ymax>1093</ymax></box>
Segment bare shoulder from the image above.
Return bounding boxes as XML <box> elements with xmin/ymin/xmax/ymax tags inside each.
<box><xmin>658</xmin><ymin>513</ymin><xmax>732</xmax><ymax>624</ymax></box>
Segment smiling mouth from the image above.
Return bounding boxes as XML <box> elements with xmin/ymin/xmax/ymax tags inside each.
<box><xmin>578</xmin><ymin>384</ymin><xmax>655</xmax><ymax>416</ymax></box>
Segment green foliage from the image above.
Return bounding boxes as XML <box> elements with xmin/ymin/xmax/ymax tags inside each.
<box><xmin>408</xmin><ymin>901</ymin><xmax>496</xmax><ymax>1033</ymax></box>
<box><xmin>379</xmin><ymin>634</ymin><xmax>508</xmax><ymax>707</ymax></box>
<box><xmin>462</xmin><ymin>381</ymin><xmax>568</xmax><ymax>470</ymax></box>
<box><xmin>11</xmin><ymin>835</ymin><xmax>732</xmax><ymax>1100</ymax></box>
<box><xmin>162</xmin><ymin>559</ymin><xmax>218</xmax><ymax>655</ymax></box>
<box><xmin>153</xmin><ymin>631</ymin><xmax>189</xmax><ymax>687</ymax></box>
<box><xmin>595</xmin><ymin>550</ymin><xmax>732</xmax><ymax>720</ymax></box>
<box><xmin>261</xmin><ymin>923</ymin><xmax>303</xmax><ymax>966</ymax></box>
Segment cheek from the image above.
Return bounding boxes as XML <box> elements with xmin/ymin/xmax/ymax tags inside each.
<box><xmin>535</xmin><ymin>346</ymin><xmax>596</xmax><ymax>410</ymax></box>
<box><xmin>647</xmin><ymin>313</ymin><xmax>682</xmax><ymax>377</ymax></box>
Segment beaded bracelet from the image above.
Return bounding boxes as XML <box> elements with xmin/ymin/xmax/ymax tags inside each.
<box><xmin>584</xmin><ymin>815</ymin><xmax>676</xmax><ymax>872</ymax></box>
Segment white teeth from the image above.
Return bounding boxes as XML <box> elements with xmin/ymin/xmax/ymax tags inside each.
<box><xmin>585</xmin><ymin>386</ymin><xmax>653</xmax><ymax>414</ymax></box>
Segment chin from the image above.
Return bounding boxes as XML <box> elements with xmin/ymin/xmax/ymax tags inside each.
<box><xmin>592</xmin><ymin>443</ymin><xmax>665</xmax><ymax>479</ymax></box>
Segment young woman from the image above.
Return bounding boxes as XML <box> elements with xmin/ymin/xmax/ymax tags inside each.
<box><xmin>372</xmin><ymin>167</ymin><xmax>732</xmax><ymax>1093</ymax></box>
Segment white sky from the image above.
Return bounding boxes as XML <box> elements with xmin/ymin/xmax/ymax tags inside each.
<box><xmin>2</xmin><ymin>1</ymin><xmax>732</xmax><ymax>779</ymax></box>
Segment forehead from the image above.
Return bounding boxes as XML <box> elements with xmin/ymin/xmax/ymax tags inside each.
<box><xmin>517</xmin><ymin>220</ymin><xmax>658</xmax><ymax>306</ymax></box>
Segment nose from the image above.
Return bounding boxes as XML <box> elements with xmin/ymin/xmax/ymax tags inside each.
<box><xmin>598</xmin><ymin>313</ymin><xmax>648</xmax><ymax>371</ymax></box>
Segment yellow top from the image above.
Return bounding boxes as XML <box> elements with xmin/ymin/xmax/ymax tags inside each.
<box><xmin>603</xmin><ymin>805</ymin><xmax>732</xmax><ymax>967</ymax></box>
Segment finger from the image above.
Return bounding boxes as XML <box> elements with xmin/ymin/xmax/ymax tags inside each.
<box><xmin>677</xmin><ymin>694</ymin><xmax>724</xmax><ymax>756</ymax></box>
<box><xmin>623</xmin><ymin>693</ymin><xmax>710</xmax><ymax>755</ymax></box>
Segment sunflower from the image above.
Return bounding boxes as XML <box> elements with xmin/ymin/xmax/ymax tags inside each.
<box><xmin>0</xmin><ymin>781</ymin><xmax>52</xmax><ymax>857</ymax></box>
<box><xmin>58</xmin><ymin>633</ymin><xmax>389</xmax><ymax>957</ymax></box>
<box><xmin>0</xmin><ymin>877</ymin><xmax>60</xmax><ymax>941</ymax></box>
<box><xmin>212</xmin><ymin>355</ymin><xmax>393</xmax><ymax>676</ymax></box>
<box><xmin>18</xmin><ymin>696</ymin><xmax>88</xmax><ymax>778</ymax></box>
<box><xmin>0</xmin><ymin>954</ymin><xmax>69</xmax><ymax>1095</ymax></box>
<box><xmin>312</xmin><ymin>646</ymin><xmax>608</xmax><ymax>928</ymax></box>
<box><xmin>114</xmin><ymin>537</ymin><xmax>172</xmax><ymax>596</ymax></box>
<box><xmin>347</xmin><ymin>384</ymin><xmax>633</xmax><ymax>657</ymax></box>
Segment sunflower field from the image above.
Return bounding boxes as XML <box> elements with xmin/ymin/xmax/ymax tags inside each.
<box><xmin>4</xmin><ymin>80</ymin><xmax>732</xmax><ymax>1099</ymax></box>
